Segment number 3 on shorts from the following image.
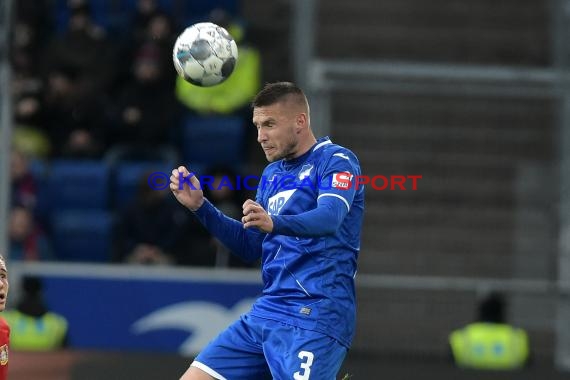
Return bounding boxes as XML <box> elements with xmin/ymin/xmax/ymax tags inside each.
<box><xmin>293</xmin><ymin>351</ymin><xmax>314</xmax><ymax>380</ymax></box>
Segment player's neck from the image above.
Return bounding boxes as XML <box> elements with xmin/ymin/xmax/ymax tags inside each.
<box><xmin>290</xmin><ymin>134</ymin><xmax>317</xmax><ymax>160</ymax></box>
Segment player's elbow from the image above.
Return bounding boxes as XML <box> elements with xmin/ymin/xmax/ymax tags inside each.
<box><xmin>321</xmin><ymin>221</ymin><xmax>341</xmax><ymax>236</ymax></box>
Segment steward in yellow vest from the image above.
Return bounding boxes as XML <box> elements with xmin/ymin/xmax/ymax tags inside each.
<box><xmin>3</xmin><ymin>276</ymin><xmax>68</xmax><ymax>351</ymax></box>
<box><xmin>449</xmin><ymin>292</ymin><xmax>530</xmax><ymax>370</ymax></box>
<box><xmin>3</xmin><ymin>310</ymin><xmax>67</xmax><ymax>351</ymax></box>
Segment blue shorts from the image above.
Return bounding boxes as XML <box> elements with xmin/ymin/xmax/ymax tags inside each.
<box><xmin>190</xmin><ymin>314</ymin><xmax>347</xmax><ymax>380</ymax></box>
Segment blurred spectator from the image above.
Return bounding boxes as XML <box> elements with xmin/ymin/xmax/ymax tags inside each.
<box><xmin>114</xmin><ymin>173</ymin><xmax>215</xmax><ymax>266</ymax></box>
<box><xmin>175</xmin><ymin>8</ymin><xmax>261</xmax><ymax>118</ymax></box>
<box><xmin>131</xmin><ymin>0</ymin><xmax>162</xmax><ymax>42</ymax></box>
<box><xmin>13</xmin><ymin>0</ymin><xmax>51</xmax><ymax>37</ymax></box>
<box><xmin>10</xmin><ymin>0</ymin><xmax>52</xmax><ymax>159</ymax></box>
<box><xmin>8</xmin><ymin>206</ymin><xmax>53</xmax><ymax>262</ymax></box>
<box><xmin>106</xmin><ymin>42</ymin><xmax>181</xmax><ymax>158</ymax></box>
<box><xmin>11</xmin><ymin>22</ymin><xmax>43</xmax><ymax>79</ymax></box>
<box><xmin>10</xmin><ymin>150</ymin><xmax>37</xmax><ymax>210</ymax></box>
<box><xmin>144</xmin><ymin>12</ymin><xmax>178</xmax><ymax>86</ymax></box>
<box><xmin>11</xmin><ymin>0</ymin><xmax>52</xmax><ymax>78</ymax></box>
<box><xmin>449</xmin><ymin>292</ymin><xmax>530</xmax><ymax>370</ymax></box>
<box><xmin>43</xmin><ymin>0</ymin><xmax>117</xmax><ymax>99</ymax></box>
<box><xmin>203</xmin><ymin>166</ymin><xmax>257</xmax><ymax>268</ymax></box>
<box><xmin>116</xmin><ymin>9</ymin><xmax>178</xmax><ymax>91</ymax></box>
<box><xmin>12</xmin><ymin>91</ymin><xmax>51</xmax><ymax>159</ymax></box>
<box><xmin>43</xmin><ymin>66</ymin><xmax>107</xmax><ymax>159</ymax></box>
<box><xmin>3</xmin><ymin>276</ymin><xmax>68</xmax><ymax>351</ymax></box>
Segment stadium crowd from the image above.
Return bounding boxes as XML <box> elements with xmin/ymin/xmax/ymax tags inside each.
<box><xmin>8</xmin><ymin>0</ymin><xmax>262</xmax><ymax>268</ymax></box>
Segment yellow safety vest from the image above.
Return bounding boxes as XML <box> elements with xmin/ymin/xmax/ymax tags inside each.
<box><xmin>3</xmin><ymin>310</ymin><xmax>68</xmax><ymax>351</ymax></box>
<box><xmin>449</xmin><ymin>322</ymin><xmax>529</xmax><ymax>370</ymax></box>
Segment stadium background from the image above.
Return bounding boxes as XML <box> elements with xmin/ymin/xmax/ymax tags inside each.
<box><xmin>0</xmin><ymin>0</ymin><xmax>569</xmax><ymax>379</ymax></box>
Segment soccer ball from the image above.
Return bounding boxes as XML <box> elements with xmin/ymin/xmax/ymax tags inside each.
<box><xmin>172</xmin><ymin>22</ymin><xmax>238</xmax><ymax>87</ymax></box>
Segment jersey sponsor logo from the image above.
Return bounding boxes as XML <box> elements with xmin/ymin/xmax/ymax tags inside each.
<box><xmin>332</xmin><ymin>172</ymin><xmax>353</xmax><ymax>189</ymax></box>
<box><xmin>267</xmin><ymin>189</ymin><xmax>296</xmax><ymax>215</ymax></box>
<box><xmin>298</xmin><ymin>164</ymin><xmax>314</xmax><ymax>180</ymax></box>
<box><xmin>131</xmin><ymin>299</ymin><xmax>255</xmax><ymax>355</ymax></box>
<box><xmin>0</xmin><ymin>344</ymin><xmax>7</xmax><ymax>366</ymax></box>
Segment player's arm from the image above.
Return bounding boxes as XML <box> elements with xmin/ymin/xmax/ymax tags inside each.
<box><xmin>193</xmin><ymin>198</ymin><xmax>265</xmax><ymax>262</ymax></box>
<box><xmin>170</xmin><ymin>166</ymin><xmax>264</xmax><ymax>262</ymax></box>
<box><xmin>270</xmin><ymin>195</ymin><xmax>349</xmax><ymax>237</ymax></box>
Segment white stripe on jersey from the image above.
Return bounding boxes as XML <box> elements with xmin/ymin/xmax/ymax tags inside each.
<box><xmin>296</xmin><ymin>279</ymin><xmax>312</xmax><ymax>297</ymax></box>
<box><xmin>191</xmin><ymin>361</ymin><xmax>228</xmax><ymax>380</ymax></box>
<box><xmin>313</xmin><ymin>139</ymin><xmax>332</xmax><ymax>151</ymax></box>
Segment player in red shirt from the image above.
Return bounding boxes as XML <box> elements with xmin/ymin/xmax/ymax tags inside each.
<box><xmin>0</xmin><ymin>255</ymin><xmax>10</xmax><ymax>380</ymax></box>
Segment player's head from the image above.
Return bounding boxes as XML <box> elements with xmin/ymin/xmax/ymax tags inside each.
<box><xmin>0</xmin><ymin>255</ymin><xmax>8</xmax><ymax>312</ymax></box>
<box><xmin>252</xmin><ymin>82</ymin><xmax>314</xmax><ymax>162</ymax></box>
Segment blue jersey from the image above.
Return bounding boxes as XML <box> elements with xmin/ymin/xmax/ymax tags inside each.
<box><xmin>194</xmin><ymin>136</ymin><xmax>364</xmax><ymax>348</ymax></box>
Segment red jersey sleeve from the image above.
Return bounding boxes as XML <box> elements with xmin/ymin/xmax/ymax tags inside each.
<box><xmin>0</xmin><ymin>317</ymin><xmax>10</xmax><ymax>380</ymax></box>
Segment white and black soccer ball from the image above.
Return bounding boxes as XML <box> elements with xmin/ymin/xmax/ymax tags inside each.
<box><xmin>172</xmin><ymin>22</ymin><xmax>238</xmax><ymax>87</ymax></box>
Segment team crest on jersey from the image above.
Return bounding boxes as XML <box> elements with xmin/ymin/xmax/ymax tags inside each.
<box><xmin>332</xmin><ymin>172</ymin><xmax>353</xmax><ymax>189</ymax></box>
<box><xmin>298</xmin><ymin>164</ymin><xmax>313</xmax><ymax>180</ymax></box>
<box><xmin>0</xmin><ymin>344</ymin><xmax>8</xmax><ymax>366</ymax></box>
<box><xmin>267</xmin><ymin>189</ymin><xmax>296</xmax><ymax>215</ymax></box>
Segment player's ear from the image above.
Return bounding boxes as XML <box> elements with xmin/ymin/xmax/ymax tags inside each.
<box><xmin>296</xmin><ymin>113</ymin><xmax>307</xmax><ymax>132</ymax></box>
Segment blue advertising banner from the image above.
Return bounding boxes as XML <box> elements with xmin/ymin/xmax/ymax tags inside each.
<box><xmin>12</xmin><ymin>263</ymin><xmax>263</xmax><ymax>355</ymax></box>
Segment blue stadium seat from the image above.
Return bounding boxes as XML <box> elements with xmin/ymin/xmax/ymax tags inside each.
<box><xmin>182</xmin><ymin>116</ymin><xmax>245</xmax><ymax>169</ymax></box>
<box><xmin>28</xmin><ymin>158</ymin><xmax>48</xmax><ymax>180</ymax></box>
<box><xmin>47</xmin><ymin>160</ymin><xmax>110</xmax><ymax>211</ymax></box>
<box><xmin>28</xmin><ymin>159</ymin><xmax>50</xmax><ymax>224</ymax></box>
<box><xmin>113</xmin><ymin>161</ymin><xmax>173</xmax><ymax>207</ymax></box>
<box><xmin>51</xmin><ymin>210</ymin><xmax>113</xmax><ymax>262</ymax></box>
<box><xmin>180</xmin><ymin>0</ymin><xmax>238</xmax><ymax>25</ymax></box>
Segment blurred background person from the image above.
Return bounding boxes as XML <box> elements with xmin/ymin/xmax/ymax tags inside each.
<box><xmin>449</xmin><ymin>292</ymin><xmax>530</xmax><ymax>370</ymax></box>
<box><xmin>113</xmin><ymin>173</ymin><xmax>216</xmax><ymax>266</ymax></box>
<box><xmin>43</xmin><ymin>0</ymin><xmax>117</xmax><ymax>99</ymax></box>
<box><xmin>106</xmin><ymin>42</ymin><xmax>181</xmax><ymax>162</ymax></box>
<box><xmin>3</xmin><ymin>276</ymin><xmax>68</xmax><ymax>351</ymax></box>
<box><xmin>113</xmin><ymin>173</ymin><xmax>178</xmax><ymax>266</ymax></box>
<box><xmin>10</xmin><ymin>150</ymin><xmax>37</xmax><ymax>211</ymax></box>
<box><xmin>42</xmin><ymin>66</ymin><xmax>107</xmax><ymax>159</ymax></box>
<box><xmin>8</xmin><ymin>206</ymin><xmax>52</xmax><ymax>262</ymax></box>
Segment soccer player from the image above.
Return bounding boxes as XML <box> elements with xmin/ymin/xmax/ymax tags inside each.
<box><xmin>170</xmin><ymin>82</ymin><xmax>364</xmax><ymax>380</ymax></box>
<box><xmin>0</xmin><ymin>255</ymin><xmax>10</xmax><ymax>380</ymax></box>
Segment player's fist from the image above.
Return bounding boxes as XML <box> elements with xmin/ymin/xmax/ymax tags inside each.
<box><xmin>242</xmin><ymin>199</ymin><xmax>273</xmax><ymax>233</ymax></box>
<box><xmin>170</xmin><ymin>166</ymin><xmax>204</xmax><ymax>211</ymax></box>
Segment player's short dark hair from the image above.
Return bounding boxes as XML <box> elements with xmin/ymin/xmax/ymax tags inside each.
<box><xmin>251</xmin><ymin>82</ymin><xmax>306</xmax><ymax>108</ymax></box>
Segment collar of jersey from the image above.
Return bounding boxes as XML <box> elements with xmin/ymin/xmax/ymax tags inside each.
<box><xmin>281</xmin><ymin>136</ymin><xmax>331</xmax><ymax>170</ymax></box>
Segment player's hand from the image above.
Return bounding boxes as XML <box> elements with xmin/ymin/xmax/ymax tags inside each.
<box><xmin>242</xmin><ymin>199</ymin><xmax>273</xmax><ymax>233</ymax></box>
<box><xmin>170</xmin><ymin>166</ymin><xmax>204</xmax><ymax>211</ymax></box>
